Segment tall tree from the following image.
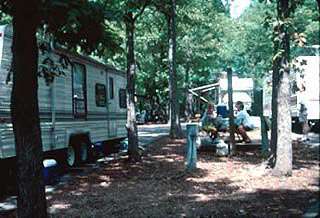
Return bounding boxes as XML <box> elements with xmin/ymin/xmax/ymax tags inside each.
<box><xmin>10</xmin><ymin>1</ymin><xmax>47</xmax><ymax>217</ymax></box>
<box><xmin>167</xmin><ymin>0</ymin><xmax>183</xmax><ymax>138</ymax></box>
<box><xmin>147</xmin><ymin>0</ymin><xmax>183</xmax><ymax>138</ymax></box>
<box><xmin>0</xmin><ymin>1</ymin><xmax>118</xmax><ymax>216</ymax></box>
<box><xmin>270</xmin><ymin>0</ymin><xmax>316</xmax><ymax>175</ymax></box>
<box><xmin>271</xmin><ymin>0</ymin><xmax>292</xmax><ymax>176</ymax></box>
<box><xmin>124</xmin><ymin>0</ymin><xmax>149</xmax><ymax>161</ymax></box>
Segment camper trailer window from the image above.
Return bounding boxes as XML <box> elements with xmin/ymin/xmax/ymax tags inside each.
<box><xmin>119</xmin><ymin>89</ymin><xmax>126</xmax><ymax>109</ymax></box>
<box><xmin>72</xmin><ymin>63</ymin><xmax>87</xmax><ymax>118</ymax></box>
<box><xmin>109</xmin><ymin>77</ymin><xmax>114</xmax><ymax>99</ymax></box>
<box><xmin>96</xmin><ymin>83</ymin><xmax>106</xmax><ymax>107</ymax></box>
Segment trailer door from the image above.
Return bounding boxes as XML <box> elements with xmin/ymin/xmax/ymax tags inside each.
<box><xmin>72</xmin><ymin>62</ymin><xmax>87</xmax><ymax>119</ymax></box>
<box><xmin>106</xmin><ymin>73</ymin><xmax>117</xmax><ymax>138</ymax></box>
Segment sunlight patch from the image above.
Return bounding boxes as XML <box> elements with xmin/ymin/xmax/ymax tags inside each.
<box><xmin>49</xmin><ymin>202</ymin><xmax>71</xmax><ymax>213</ymax></box>
<box><xmin>189</xmin><ymin>193</ymin><xmax>214</xmax><ymax>202</ymax></box>
<box><xmin>100</xmin><ymin>181</ymin><xmax>110</xmax><ymax>187</ymax></box>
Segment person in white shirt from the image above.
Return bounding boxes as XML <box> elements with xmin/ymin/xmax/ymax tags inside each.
<box><xmin>234</xmin><ymin>101</ymin><xmax>254</xmax><ymax>143</ymax></box>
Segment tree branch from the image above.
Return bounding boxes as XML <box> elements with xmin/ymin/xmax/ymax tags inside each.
<box><xmin>133</xmin><ymin>0</ymin><xmax>150</xmax><ymax>21</ymax></box>
<box><xmin>0</xmin><ymin>0</ymin><xmax>11</xmax><ymax>14</ymax></box>
<box><xmin>151</xmin><ymin>1</ymin><xmax>170</xmax><ymax>17</ymax></box>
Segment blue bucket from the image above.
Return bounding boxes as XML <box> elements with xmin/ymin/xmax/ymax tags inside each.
<box><xmin>43</xmin><ymin>159</ymin><xmax>59</xmax><ymax>185</ymax></box>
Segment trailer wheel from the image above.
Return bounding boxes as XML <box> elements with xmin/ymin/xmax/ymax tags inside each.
<box><xmin>66</xmin><ymin>135</ymin><xmax>90</xmax><ymax>167</ymax></box>
<box><xmin>66</xmin><ymin>146</ymin><xmax>76</xmax><ymax>167</ymax></box>
<box><xmin>79</xmin><ymin>142</ymin><xmax>88</xmax><ymax>163</ymax></box>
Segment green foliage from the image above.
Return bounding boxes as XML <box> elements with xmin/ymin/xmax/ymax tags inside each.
<box><xmin>291</xmin><ymin>0</ymin><xmax>319</xmax><ymax>54</ymax></box>
<box><xmin>236</xmin><ymin>1</ymin><xmax>274</xmax><ymax>79</ymax></box>
<box><xmin>42</xmin><ymin>0</ymin><xmax>121</xmax><ymax>57</ymax></box>
<box><xmin>132</xmin><ymin>0</ymin><xmax>231</xmax><ymax>115</ymax></box>
<box><xmin>0</xmin><ymin>12</ymin><xmax>11</xmax><ymax>25</ymax></box>
<box><xmin>1</xmin><ymin>0</ymin><xmax>318</xmax><ymax>117</ymax></box>
<box><xmin>0</xmin><ymin>0</ymin><xmax>121</xmax><ymax>57</ymax></box>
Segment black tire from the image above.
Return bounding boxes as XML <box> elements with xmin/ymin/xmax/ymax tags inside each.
<box><xmin>77</xmin><ymin>141</ymin><xmax>89</xmax><ymax>164</ymax></box>
<box><xmin>66</xmin><ymin>145</ymin><xmax>77</xmax><ymax>167</ymax></box>
<box><xmin>63</xmin><ymin>136</ymin><xmax>91</xmax><ymax>168</ymax></box>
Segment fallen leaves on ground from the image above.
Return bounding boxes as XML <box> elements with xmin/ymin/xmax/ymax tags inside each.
<box><xmin>4</xmin><ymin>137</ymin><xmax>319</xmax><ymax>217</ymax></box>
<box><xmin>43</xmin><ymin>137</ymin><xmax>319</xmax><ymax>217</ymax></box>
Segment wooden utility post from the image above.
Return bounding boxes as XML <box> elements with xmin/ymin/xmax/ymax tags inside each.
<box><xmin>227</xmin><ymin>67</ymin><xmax>236</xmax><ymax>154</ymax></box>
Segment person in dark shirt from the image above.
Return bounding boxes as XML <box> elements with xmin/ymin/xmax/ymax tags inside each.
<box><xmin>201</xmin><ymin>103</ymin><xmax>218</xmax><ymax>139</ymax></box>
<box><xmin>299</xmin><ymin>103</ymin><xmax>310</xmax><ymax>142</ymax></box>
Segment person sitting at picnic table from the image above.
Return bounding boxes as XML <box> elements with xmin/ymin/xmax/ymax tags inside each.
<box><xmin>234</xmin><ymin>101</ymin><xmax>254</xmax><ymax>143</ymax></box>
<box><xmin>200</xmin><ymin>103</ymin><xmax>219</xmax><ymax>139</ymax></box>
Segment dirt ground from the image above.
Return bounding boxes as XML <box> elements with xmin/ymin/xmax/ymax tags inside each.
<box><xmin>3</xmin><ymin>136</ymin><xmax>319</xmax><ymax>217</ymax></box>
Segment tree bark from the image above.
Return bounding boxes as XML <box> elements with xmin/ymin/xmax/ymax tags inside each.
<box><xmin>272</xmin><ymin>0</ymin><xmax>292</xmax><ymax>176</ymax></box>
<box><xmin>227</xmin><ymin>67</ymin><xmax>236</xmax><ymax>154</ymax></box>
<box><xmin>125</xmin><ymin>13</ymin><xmax>140</xmax><ymax>162</ymax></box>
<box><xmin>167</xmin><ymin>0</ymin><xmax>183</xmax><ymax>139</ymax></box>
<box><xmin>270</xmin><ymin>52</ymin><xmax>279</xmax><ymax>166</ymax></box>
<box><xmin>184</xmin><ymin>66</ymin><xmax>192</xmax><ymax>120</ymax></box>
<box><xmin>11</xmin><ymin>1</ymin><xmax>47</xmax><ymax>217</ymax></box>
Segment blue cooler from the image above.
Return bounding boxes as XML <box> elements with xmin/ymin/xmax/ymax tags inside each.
<box><xmin>43</xmin><ymin>159</ymin><xmax>59</xmax><ymax>185</ymax></box>
<box><xmin>217</xmin><ymin>105</ymin><xmax>228</xmax><ymax>118</ymax></box>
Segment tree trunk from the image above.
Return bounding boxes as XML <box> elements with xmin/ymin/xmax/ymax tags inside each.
<box><xmin>257</xmin><ymin>88</ymin><xmax>269</xmax><ymax>154</ymax></box>
<box><xmin>185</xmin><ymin>92</ymin><xmax>193</xmax><ymax>120</ymax></box>
<box><xmin>168</xmin><ymin>0</ymin><xmax>183</xmax><ymax>139</ymax></box>
<box><xmin>125</xmin><ymin>13</ymin><xmax>140</xmax><ymax>162</ymax></box>
<box><xmin>11</xmin><ymin>1</ymin><xmax>47</xmax><ymax>217</ymax></box>
<box><xmin>270</xmin><ymin>54</ymin><xmax>279</xmax><ymax>166</ymax></box>
<box><xmin>227</xmin><ymin>67</ymin><xmax>236</xmax><ymax>154</ymax></box>
<box><xmin>272</xmin><ymin>0</ymin><xmax>292</xmax><ymax>176</ymax></box>
<box><xmin>184</xmin><ymin>66</ymin><xmax>192</xmax><ymax>121</ymax></box>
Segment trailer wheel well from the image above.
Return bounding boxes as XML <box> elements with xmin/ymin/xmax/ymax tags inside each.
<box><xmin>65</xmin><ymin>134</ymin><xmax>91</xmax><ymax>166</ymax></box>
<box><xmin>69</xmin><ymin>134</ymin><xmax>90</xmax><ymax>148</ymax></box>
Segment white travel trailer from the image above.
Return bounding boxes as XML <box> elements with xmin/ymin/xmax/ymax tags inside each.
<box><xmin>290</xmin><ymin>47</ymin><xmax>320</xmax><ymax>132</ymax></box>
<box><xmin>218</xmin><ymin>75</ymin><xmax>254</xmax><ymax>109</ymax></box>
<box><xmin>191</xmin><ymin>73</ymin><xmax>254</xmax><ymax>110</ymax></box>
<box><xmin>263</xmin><ymin>46</ymin><xmax>320</xmax><ymax>132</ymax></box>
<box><xmin>0</xmin><ymin>25</ymin><xmax>127</xmax><ymax>167</ymax></box>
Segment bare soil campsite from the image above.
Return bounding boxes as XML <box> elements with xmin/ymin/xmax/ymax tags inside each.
<box><xmin>2</xmin><ymin>135</ymin><xmax>317</xmax><ymax>218</ymax></box>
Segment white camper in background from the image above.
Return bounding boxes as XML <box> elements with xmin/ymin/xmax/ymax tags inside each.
<box><xmin>0</xmin><ymin>25</ymin><xmax>127</xmax><ymax>167</ymax></box>
<box><xmin>263</xmin><ymin>46</ymin><xmax>320</xmax><ymax>132</ymax></box>
<box><xmin>290</xmin><ymin>46</ymin><xmax>320</xmax><ymax>132</ymax></box>
<box><xmin>218</xmin><ymin>74</ymin><xmax>254</xmax><ymax>110</ymax></box>
<box><xmin>191</xmin><ymin>74</ymin><xmax>254</xmax><ymax>110</ymax></box>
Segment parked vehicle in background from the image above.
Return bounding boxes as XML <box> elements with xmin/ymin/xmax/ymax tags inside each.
<box><xmin>290</xmin><ymin>45</ymin><xmax>320</xmax><ymax>133</ymax></box>
<box><xmin>218</xmin><ymin>74</ymin><xmax>254</xmax><ymax>111</ymax></box>
<box><xmin>263</xmin><ymin>45</ymin><xmax>320</xmax><ymax>133</ymax></box>
<box><xmin>0</xmin><ymin>25</ymin><xmax>127</xmax><ymax>173</ymax></box>
<box><xmin>136</xmin><ymin>111</ymin><xmax>146</xmax><ymax>125</ymax></box>
<box><xmin>189</xmin><ymin>73</ymin><xmax>254</xmax><ymax>115</ymax></box>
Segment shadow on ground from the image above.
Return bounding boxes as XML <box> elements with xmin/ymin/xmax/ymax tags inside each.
<box><xmin>1</xmin><ymin>136</ymin><xmax>319</xmax><ymax>218</ymax></box>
